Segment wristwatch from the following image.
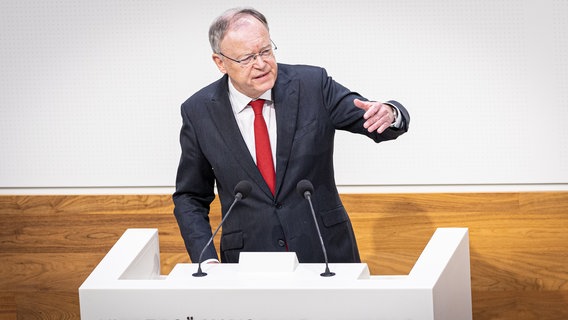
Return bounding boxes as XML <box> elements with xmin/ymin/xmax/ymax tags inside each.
<box><xmin>390</xmin><ymin>104</ymin><xmax>398</xmax><ymax>123</ymax></box>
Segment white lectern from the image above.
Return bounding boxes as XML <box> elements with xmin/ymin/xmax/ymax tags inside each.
<box><xmin>79</xmin><ymin>228</ymin><xmax>472</xmax><ymax>320</ymax></box>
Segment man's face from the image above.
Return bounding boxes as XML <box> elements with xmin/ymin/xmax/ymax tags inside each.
<box><xmin>212</xmin><ymin>17</ymin><xmax>278</xmax><ymax>99</ymax></box>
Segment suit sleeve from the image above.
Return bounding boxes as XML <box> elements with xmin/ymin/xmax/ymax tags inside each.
<box><xmin>319</xmin><ymin>67</ymin><xmax>410</xmax><ymax>142</ymax></box>
<box><xmin>172</xmin><ymin>102</ymin><xmax>218</xmax><ymax>263</ymax></box>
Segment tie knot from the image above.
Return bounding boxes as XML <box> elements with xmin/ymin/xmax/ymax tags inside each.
<box><xmin>250</xmin><ymin>99</ymin><xmax>265</xmax><ymax>115</ymax></box>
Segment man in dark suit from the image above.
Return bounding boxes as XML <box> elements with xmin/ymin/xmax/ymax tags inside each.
<box><xmin>173</xmin><ymin>7</ymin><xmax>410</xmax><ymax>264</ymax></box>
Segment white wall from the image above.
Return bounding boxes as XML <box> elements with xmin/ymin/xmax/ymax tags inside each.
<box><xmin>1</xmin><ymin>0</ymin><xmax>567</xmax><ymax>194</ymax></box>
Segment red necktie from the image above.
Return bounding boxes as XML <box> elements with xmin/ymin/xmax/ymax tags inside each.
<box><xmin>250</xmin><ymin>99</ymin><xmax>276</xmax><ymax>195</ymax></box>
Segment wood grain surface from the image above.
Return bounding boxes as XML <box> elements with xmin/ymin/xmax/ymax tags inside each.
<box><xmin>0</xmin><ymin>192</ymin><xmax>567</xmax><ymax>319</ymax></box>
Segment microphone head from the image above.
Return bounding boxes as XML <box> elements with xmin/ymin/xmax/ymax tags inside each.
<box><xmin>234</xmin><ymin>180</ymin><xmax>252</xmax><ymax>199</ymax></box>
<box><xmin>296</xmin><ymin>179</ymin><xmax>314</xmax><ymax>198</ymax></box>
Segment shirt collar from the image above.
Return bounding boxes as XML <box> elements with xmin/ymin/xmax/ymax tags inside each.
<box><xmin>228</xmin><ymin>78</ymin><xmax>272</xmax><ymax>114</ymax></box>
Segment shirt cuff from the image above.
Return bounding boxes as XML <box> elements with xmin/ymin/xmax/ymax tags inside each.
<box><xmin>202</xmin><ymin>258</ymin><xmax>220</xmax><ymax>264</ymax></box>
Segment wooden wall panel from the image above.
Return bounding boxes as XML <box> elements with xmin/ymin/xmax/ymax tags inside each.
<box><xmin>1</xmin><ymin>192</ymin><xmax>567</xmax><ymax>319</ymax></box>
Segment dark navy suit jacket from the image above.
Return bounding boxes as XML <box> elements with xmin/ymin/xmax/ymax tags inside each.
<box><xmin>173</xmin><ymin>63</ymin><xmax>410</xmax><ymax>263</ymax></box>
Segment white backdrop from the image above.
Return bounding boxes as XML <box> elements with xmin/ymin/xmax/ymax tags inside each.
<box><xmin>1</xmin><ymin>0</ymin><xmax>567</xmax><ymax>192</ymax></box>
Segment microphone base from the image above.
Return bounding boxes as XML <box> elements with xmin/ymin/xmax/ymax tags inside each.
<box><xmin>320</xmin><ymin>264</ymin><xmax>335</xmax><ymax>277</ymax></box>
<box><xmin>192</xmin><ymin>271</ymin><xmax>207</xmax><ymax>277</ymax></box>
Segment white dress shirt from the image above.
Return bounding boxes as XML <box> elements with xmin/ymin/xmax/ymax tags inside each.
<box><xmin>228</xmin><ymin>80</ymin><xmax>277</xmax><ymax>169</ymax></box>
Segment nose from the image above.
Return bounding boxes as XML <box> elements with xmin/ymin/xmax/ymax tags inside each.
<box><xmin>251</xmin><ymin>54</ymin><xmax>266</xmax><ymax>68</ymax></box>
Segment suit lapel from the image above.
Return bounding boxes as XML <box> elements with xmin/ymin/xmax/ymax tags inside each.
<box><xmin>207</xmin><ymin>76</ymin><xmax>268</xmax><ymax>192</ymax></box>
<box><xmin>273</xmin><ymin>68</ymin><xmax>300</xmax><ymax>197</ymax></box>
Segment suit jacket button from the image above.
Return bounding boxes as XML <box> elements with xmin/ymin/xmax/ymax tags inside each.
<box><xmin>278</xmin><ymin>239</ymin><xmax>286</xmax><ymax>247</ymax></box>
<box><xmin>275</xmin><ymin>202</ymin><xmax>283</xmax><ymax>209</ymax></box>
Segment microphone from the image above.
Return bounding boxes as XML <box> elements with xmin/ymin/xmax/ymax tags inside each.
<box><xmin>296</xmin><ymin>179</ymin><xmax>335</xmax><ymax>277</ymax></box>
<box><xmin>192</xmin><ymin>180</ymin><xmax>252</xmax><ymax>277</ymax></box>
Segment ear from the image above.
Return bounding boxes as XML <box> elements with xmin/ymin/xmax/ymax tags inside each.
<box><xmin>212</xmin><ymin>54</ymin><xmax>227</xmax><ymax>74</ymax></box>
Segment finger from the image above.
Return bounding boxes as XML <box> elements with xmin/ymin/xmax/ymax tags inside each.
<box><xmin>365</xmin><ymin>102</ymin><xmax>389</xmax><ymax>121</ymax></box>
<box><xmin>373</xmin><ymin>104</ymin><xmax>395</xmax><ymax>124</ymax></box>
<box><xmin>364</xmin><ymin>113</ymin><xmax>391</xmax><ymax>133</ymax></box>
<box><xmin>353</xmin><ymin>99</ymin><xmax>375</xmax><ymax>114</ymax></box>
<box><xmin>353</xmin><ymin>98</ymin><xmax>367</xmax><ymax>110</ymax></box>
<box><xmin>363</xmin><ymin>102</ymin><xmax>384</xmax><ymax>120</ymax></box>
<box><xmin>374</xmin><ymin>120</ymin><xmax>391</xmax><ymax>134</ymax></box>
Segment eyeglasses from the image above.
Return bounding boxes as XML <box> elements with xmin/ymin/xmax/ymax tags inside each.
<box><xmin>218</xmin><ymin>40</ymin><xmax>277</xmax><ymax>67</ymax></box>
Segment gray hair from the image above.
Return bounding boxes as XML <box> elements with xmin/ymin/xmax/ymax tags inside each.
<box><xmin>208</xmin><ymin>7</ymin><xmax>269</xmax><ymax>53</ymax></box>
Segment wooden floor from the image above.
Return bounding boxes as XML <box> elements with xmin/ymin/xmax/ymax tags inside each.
<box><xmin>0</xmin><ymin>192</ymin><xmax>567</xmax><ymax>319</ymax></box>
